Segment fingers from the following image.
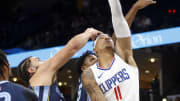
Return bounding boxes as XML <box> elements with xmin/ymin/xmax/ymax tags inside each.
<box><xmin>85</xmin><ymin>27</ymin><xmax>103</xmax><ymax>41</ymax></box>
<box><xmin>146</xmin><ymin>0</ymin><xmax>157</xmax><ymax>5</ymax></box>
<box><xmin>152</xmin><ymin>0</ymin><xmax>157</xmax><ymax>4</ymax></box>
<box><xmin>87</xmin><ymin>28</ymin><xmax>103</xmax><ymax>35</ymax></box>
<box><xmin>85</xmin><ymin>27</ymin><xmax>103</xmax><ymax>36</ymax></box>
<box><xmin>135</xmin><ymin>0</ymin><xmax>156</xmax><ymax>10</ymax></box>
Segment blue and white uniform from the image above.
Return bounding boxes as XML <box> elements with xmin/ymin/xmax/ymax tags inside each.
<box><xmin>0</xmin><ymin>81</ymin><xmax>38</xmax><ymax>101</ymax></box>
<box><xmin>29</xmin><ymin>81</ymin><xmax>65</xmax><ymax>101</ymax></box>
<box><xmin>90</xmin><ymin>53</ymin><xmax>139</xmax><ymax>101</ymax></box>
<box><xmin>76</xmin><ymin>78</ymin><xmax>91</xmax><ymax>101</ymax></box>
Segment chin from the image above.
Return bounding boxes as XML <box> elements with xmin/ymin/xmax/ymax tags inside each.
<box><xmin>105</xmin><ymin>45</ymin><xmax>113</xmax><ymax>49</ymax></box>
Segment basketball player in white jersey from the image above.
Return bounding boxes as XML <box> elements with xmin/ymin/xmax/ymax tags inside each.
<box><xmin>81</xmin><ymin>0</ymin><xmax>156</xmax><ymax>101</ymax></box>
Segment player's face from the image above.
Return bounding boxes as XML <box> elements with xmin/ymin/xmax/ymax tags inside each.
<box><xmin>82</xmin><ymin>54</ymin><xmax>97</xmax><ymax>70</ymax></box>
<box><xmin>28</xmin><ymin>57</ymin><xmax>43</xmax><ymax>74</ymax></box>
<box><xmin>94</xmin><ymin>34</ymin><xmax>114</xmax><ymax>52</ymax></box>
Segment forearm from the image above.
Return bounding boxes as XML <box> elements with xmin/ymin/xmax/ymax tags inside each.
<box><xmin>84</xmin><ymin>83</ymin><xmax>107</xmax><ymax>101</ymax></box>
<box><xmin>125</xmin><ymin>4</ymin><xmax>139</xmax><ymax>27</ymax></box>
<box><xmin>112</xmin><ymin>3</ymin><xmax>139</xmax><ymax>41</ymax></box>
<box><xmin>67</xmin><ymin>32</ymin><xmax>91</xmax><ymax>51</ymax></box>
<box><xmin>108</xmin><ymin>0</ymin><xmax>131</xmax><ymax>38</ymax></box>
<box><xmin>82</xmin><ymin>69</ymin><xmax>107</xmax><ymax>101</ymax></box>
<box><xmin>47</xmin><ymin>33</ymin><xmax>91</xmax><ymax>71</ymax></box>
<box><xmin>88</xmin><ymin>87</ymin><xmax>107</xmax><ymax>101</ymax></box>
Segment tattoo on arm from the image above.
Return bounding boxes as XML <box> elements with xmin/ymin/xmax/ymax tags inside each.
<box><xmin>81</xmin><ymin>69</ymin><xmax>107</xmax><ymax>101</ymax></box>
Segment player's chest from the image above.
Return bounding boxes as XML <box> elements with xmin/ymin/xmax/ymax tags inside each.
<box><xmin>96</xmin><ymin>67</ymin><xmax>133</xmax><ymax>93</ymax></box>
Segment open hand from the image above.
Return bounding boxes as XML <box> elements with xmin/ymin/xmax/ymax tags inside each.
<box><xmin>134</xmin><ymin>0</ymin><xmax>156</xmax><ymax>10</ymax></box>
<box><xmin>84</xmin><ymin>28</ymin><xmax>103</xmax><ymax>41</ymax></box>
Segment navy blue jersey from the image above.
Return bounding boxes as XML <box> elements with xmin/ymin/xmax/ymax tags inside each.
<box><xmin>0</xmin><ymin>81</ymin><xmax>38</xmax><ymax>101</ymax></box>
<box><xmin>77</xmin><ymin>78</ymin><xmax>91</xmax><ymax>101</ymax></box>
<box><xmin>29</xmin><ymin>81</ymin><xmax>65</xmax><ymax>101</ymax></box>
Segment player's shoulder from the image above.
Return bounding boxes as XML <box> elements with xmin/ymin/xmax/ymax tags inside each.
<box><xmin>0</xmin><ymin>81</ymin><xmax>9</xmax><ymax>85</ymax></box>
<box><xmin>10</xmin><ymin>82</ymin><xmax>38</xmax><ymax>100</ymax></box>
<box><xmin>9</xmin><ymin>82</ymin><xmax>25</xmax><ymax>88</ymax></box>
<box><xmin>114</xmin><ymin>52</ymin><xmax>138</xmax><ymax>68</ymax></box>
<box><xmin>9</xmin><ymin>82</ymin><xmax>35</xmax><ymax>93</ymax></box>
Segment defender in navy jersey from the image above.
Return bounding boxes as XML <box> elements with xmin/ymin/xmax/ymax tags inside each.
<box><xmin>76</xmin><ymin>51</ymin><xmax>97</xmax><ymax>101</ymax></box>
<box><xmin>0</xmin><ymin>50</ymin><xmax>38</xmax><ymax>101</ymax></box>
<box><xmin>0</xmin><ymin>81</ymin><xmax>38</xmax><ymax>101</ymax></box>
<box><xmin>17</xmin><ymin>28</ymin><xmax>102</xmax><ymax>101</ymax></box>
<box><xmin>29</xmin><ymin>81</ymin><xmax>64</xmax><ymax>101</ymax></box>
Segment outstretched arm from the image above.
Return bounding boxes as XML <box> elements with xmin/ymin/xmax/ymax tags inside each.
<box><xmin>109</xmin><ymin>0</ymin><xmax>155</xmax><ymax>67</ymax></box>
<box><xmin>126</xmin><ymin>0</ymin><xmax>156</xmax><ymax>27</ymax></box>
<box><xmin>81</xmin><ymin>69</ymin><xmax>107</xmax><ymax>101</ymax></box>
<box><xmin>108</xmin><ymin>0</ymin><xmax>134</xmax><ymax>66</ymax></box>
<box><xmin>40</xmin><ymin>28</ymin><xmax>102</xmax><ymax>73</ymax></box>
<box><xmin>112</xmin><ymin>0</ymin><xmax>156</xmax><ymax>51</ymax></box>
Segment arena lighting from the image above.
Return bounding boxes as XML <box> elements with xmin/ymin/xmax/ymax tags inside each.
<box><xmin>67</xmin><ymin>70</ymin><xmax>72</xmax><ymax>73</ymax></box>
<box><xmin>68</xmin><ymin>75</ymin><xmax>72</xmax><ymax>79</ymax></box>
<box><xmin>162</xmin><ymin>98</ymin><xmax>167</xmax><ymax>101</ymax></box>
<box><xmin>149</xmin><ymin>58</ymin><xmax>156</xmax><ymax>63</ymax></box>
<box><xmin>7</xmin><ymin>27</ymin><xmax>180</xmax><ymax>68</ymax></box>
<box><xmin>58</xmin><ymin>82</ymin><xmax>62</xmax><ymax>87</ymax></box>
<box><xmin>168</xmin><ymin>9</ymin><xmax>176</xmax><ymax>14</ymax></box>
<box><xmin>173</xmin><ymin>9</ymin><xmax>176</xmax><ymax>14</ymax></box>
<box><xmin>145</xmin><ymin>70</ymin><xmax>150</xmax><ymax>74</ymax></box>
<box><xmin>168</xmin><ymin>9</ymin><xmax>171</xmax><ymax>13</ymax></box>
<box><xmin>12</xmin><ymin>77</ymin><xmax>18</xmax><ymax>82</ymax></box>
<box><xmin>64</xmin><ymin>82</ymin><xmax>67</xmax><ymax>86</ymax></box>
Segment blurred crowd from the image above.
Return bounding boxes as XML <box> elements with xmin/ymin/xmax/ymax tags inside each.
<box><xmin>0</xmin><ymin>0</ymin><xmax>179</xmax><ymax>50</ymax></box>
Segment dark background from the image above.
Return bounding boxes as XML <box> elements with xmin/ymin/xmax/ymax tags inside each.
<box><xmin>0</xmin><ymin>0</ymin><xmax>180</xmax><ymax>100</ymax></box>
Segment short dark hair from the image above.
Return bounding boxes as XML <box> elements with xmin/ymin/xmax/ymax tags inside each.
<box><xmin>17</xmin><ymin>56</ymin><xmax>33</xmax><ymax>84</ymax></box>
<box><xmin>0</xmin><ymin>50</ymin><xmax>9</xmax><ymax>79</ymax></box>
<box><xmin>77</xmin><ymin>51</ymin><xmax>96</xmax><ymax>74</ymax></box>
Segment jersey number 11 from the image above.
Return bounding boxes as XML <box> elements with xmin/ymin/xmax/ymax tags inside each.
<box><xmin>114</xmin><ymin>86</ymin><xmax>122</xmax><ymax>101</ymax></box>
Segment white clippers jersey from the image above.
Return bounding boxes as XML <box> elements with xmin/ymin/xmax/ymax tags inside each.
<box><xmin>90</xmin><ymin>53</ymin><xmax>139</xmax><ymax>101</ymax></box>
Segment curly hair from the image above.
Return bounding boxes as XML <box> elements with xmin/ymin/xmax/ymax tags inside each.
<box><xmin>77</xmin><ymin>51</ymin><xmax>96</xmax><ymax>74</ymax></box>
<box><xmin>0</xmin><ymin>50</ymin><xmax>9</xmax><ymax>79</ymax></box>
<box><xmin>17</xmin><ymin>56</ymin><xmax>33</xmax><ymax>84</ymax></box>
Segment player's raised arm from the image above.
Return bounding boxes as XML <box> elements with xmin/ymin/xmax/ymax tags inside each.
<box><xmin>126</xmin><ymin>0</ymin><xmax>156</xmax><ymax>27</ymax></box>
<box><xmin>111</xmin><ymin>0</ymin><xmax>156</xmax><ymax>51</ymax></box>
<box><xmin>108</xmin><ymin>0</ymin><xmax>133</xmax><ymax>64</ymax></box>
<box><xmin>81</xmin><ymin>69</ymin><xmax>107</xmax><ymax>101</ymax></box>
<box><xmin>40</xmin><ymin>28</ymin><xmax>102</xmax><ymax>73</ymax></box>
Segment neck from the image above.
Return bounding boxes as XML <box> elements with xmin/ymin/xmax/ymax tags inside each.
<box><xmin>97</xmin><ymin>48</ymin><xmax>114</xmax><ymax>69</ymax></box>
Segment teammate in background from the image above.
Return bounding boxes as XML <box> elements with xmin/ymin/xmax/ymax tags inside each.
<box><xmin>77</xmin><ymin>0</ymin><xmax>156</xmax><ymax>101</ymax></box>
<box><xmin>0</xmin><ymin>50</ymin><xmax>38</xmax><ymax>101</ymax></box>
<box><xmin>17</xmin><ymin>28</ymin><xmax>102</xmax><ymax>101</ymax></box>
<box><xmin>81</xmin><ymin>0</ymin><xmax>156</xmax><ymax>101</ymax></box>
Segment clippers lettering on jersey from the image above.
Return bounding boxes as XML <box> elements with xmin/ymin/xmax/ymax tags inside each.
<box><xmin>99</xmin><ymin>68</ymin><xmax>130</xmax><ymax>94</ymax></box>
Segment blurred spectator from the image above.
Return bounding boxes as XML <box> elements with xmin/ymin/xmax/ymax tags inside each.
<box><xmin>0</xmin><ymin>0</ymin><xmax>179</xmax><ymax>50</ymax></box>
<box><xmin>176</xmin><ymin>97</ymin><xmax>180</xmax><ymax>101</ymax></box>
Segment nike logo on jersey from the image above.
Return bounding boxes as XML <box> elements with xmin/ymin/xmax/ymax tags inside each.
<box><xmin>98</xmin><ymin>73</ymin><xmax>104</xmax><ymax>79</ymax></box>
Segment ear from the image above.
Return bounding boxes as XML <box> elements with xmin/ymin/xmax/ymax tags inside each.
<box><xmin>81</xmin><ymin>66</ymin><xmax>86</xmax><ymax>72</ymax></box>
<box><xmin>27</xmin><ymin>67</ymin><xmax>36</xmax><ymax>74</ymax></box>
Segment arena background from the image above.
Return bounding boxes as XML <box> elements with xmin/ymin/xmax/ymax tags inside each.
<box><xmin>0</xmin><ymin>0</ymin><xmax>180</xmax><ymax>101</ymax></box>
